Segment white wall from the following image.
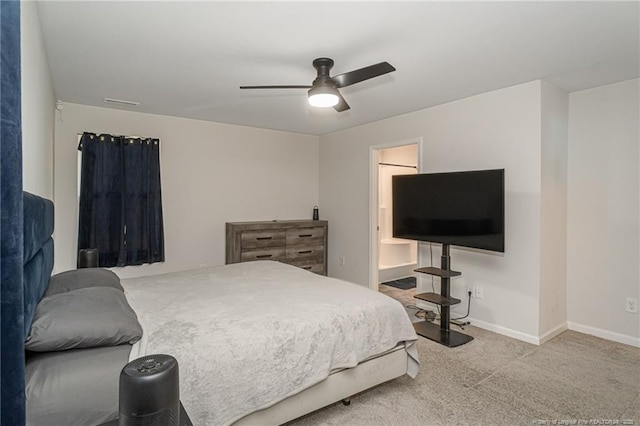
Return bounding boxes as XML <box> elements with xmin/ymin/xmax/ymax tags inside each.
<box><xmin>320</xmin><ymin>81</ymin><xmax>543</xmax><ymax>340</ymax></box>
<box><xmin>379</xmin><ymin>144</ymin><xmax>418</xmax><ymax>168</ymax></box>
<box><xmin>54</xmin><ymin>103</ymin><xmax>319</xmax><ymax>278</ymax></box>
<box><xmin>567</xmin><ymin>79</ymin><xmax>639</xmax><ymax>345</ymax></box>
<box><xmin>21</xmin><ymin>1</ymin><xmax>55</xmax><ymax>198</ymax></box>
<box><xmin>538</xmin><ymin>81</ymin><xmax>569</xmax><ymax>340</ymax></box>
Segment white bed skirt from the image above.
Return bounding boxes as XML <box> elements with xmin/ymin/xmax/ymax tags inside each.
<box><xmin>234</xmin><ymin>344</ymin><xmax>409</xmax><ymax>425</ymax></box>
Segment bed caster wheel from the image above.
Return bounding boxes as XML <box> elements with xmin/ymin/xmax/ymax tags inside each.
<box><xmin>341</xmin><ymin>398</ymin><xmax>351</xmax><ymax>406</ymax></box>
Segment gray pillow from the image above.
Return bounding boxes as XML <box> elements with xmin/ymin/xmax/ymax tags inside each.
<box><xmin>45</xmin><ymin>268</ymin><xmax>122</xmax><ymax>297</ymax></box>
<box><xmin>26</xmin><ymin>287</ymin><xmax>142</xmax><ymax>352</ymax></box>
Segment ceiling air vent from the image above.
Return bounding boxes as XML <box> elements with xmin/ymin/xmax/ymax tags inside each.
<box><xmin>104</xmin><ymin>98</ymin><xmax>140</xmax><ymax>107</ymax></box>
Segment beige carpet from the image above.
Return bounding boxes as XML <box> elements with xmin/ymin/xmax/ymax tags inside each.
<box><xmin>286</xmin><ymin>286</ymin><xmax>639</xmax><ymax>426</ymax></box>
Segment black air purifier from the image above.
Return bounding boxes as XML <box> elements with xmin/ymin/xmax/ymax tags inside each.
<box><xmin>119</xmin><ymin>354</ymin><xmax>180</xmax><ymax>426</ymax></box>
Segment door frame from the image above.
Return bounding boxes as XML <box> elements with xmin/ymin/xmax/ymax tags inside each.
<box><xmin>369</xmin><ymin>137</ymin><xmax>424</xmax><ymax>291</ymax></box>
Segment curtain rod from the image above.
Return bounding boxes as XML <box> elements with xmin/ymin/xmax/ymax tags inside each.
<box><xmin>379</xmin><ymin>162</ymin><xmax>417</xmax><ymax>169</ymax></box>
<box><xmin>77</xmin><ymin>131</ymin><xmax>158</xmax><ymax>140</ymax></box>
<box><xmin>77</xmin><ymin>132</ymin><xmax>160</xmax><ymax>151</ymax></box>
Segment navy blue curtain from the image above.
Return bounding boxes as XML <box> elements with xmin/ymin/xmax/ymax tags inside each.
<box><xmin>0</xmin><ymin>1</ymin><xmax>25</xmax><ymax>424</ymax></box>
<box><xmin>78</xmin><ymin>133</ymin><xmax>164</xmax><ymax>267</ymax></box>
<box><xmin>78</xmin><ymin>133</ymin><xmax>126</xmax><ymax>266</ymax></box>
<box><xmin>123</xmin><ymin>137</ymin><xmax>164</xmax><ymax>265</ymax></box>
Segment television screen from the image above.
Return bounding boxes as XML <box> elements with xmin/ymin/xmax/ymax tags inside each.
<box><xmin>392</xmin><ymin>169</ymin><xmax>504</xmax><ymax>252</ymax></box>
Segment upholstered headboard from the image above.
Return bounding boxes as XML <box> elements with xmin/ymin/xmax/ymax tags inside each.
<box><xmin>22</xmin><ymin>192</ymin><xmax>54</xmax><ymax>339</ymax></box>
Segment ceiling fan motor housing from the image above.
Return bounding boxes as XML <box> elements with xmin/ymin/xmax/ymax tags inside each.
<box><xmin>311</xmin><ymin>58</ymin><xmax>337</xmax><ymax>89</ymax></box>
<box><xmin>312</xmin><ymin>58</ymin><xmax>334</xmax><ymax>77</ymax></box>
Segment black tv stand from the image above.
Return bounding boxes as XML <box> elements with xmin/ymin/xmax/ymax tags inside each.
<box><xmin>413</xmin><ymin>243</ymin><xmax>473</xmax><ymax>348</ymax></box>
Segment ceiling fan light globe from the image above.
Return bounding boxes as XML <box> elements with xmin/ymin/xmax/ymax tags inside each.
<box><xmin>308</xmin><ymin>93</ymin><xmax>339</xmax><ymax>108</ymax></box>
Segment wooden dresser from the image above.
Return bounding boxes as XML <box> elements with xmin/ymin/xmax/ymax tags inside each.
<box><xmin>225</xmin><ymin>220</ymin><xmax>328</xmax><ymax>275</ymax></box>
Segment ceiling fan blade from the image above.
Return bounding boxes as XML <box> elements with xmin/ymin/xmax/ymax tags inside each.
<box><xmin>333</xmin><ymin>92</ymin><xmax>350</xmax><ymax>112</ymax></box>
<box><xmin>239</xmin><ymin>85</ymin><xmax>312</xmax><ymax>89</ymax></box>
<box><xmin>331</xmin><ymin>62</ymin><xmax>396</xmax><ymax>88</ymax></box>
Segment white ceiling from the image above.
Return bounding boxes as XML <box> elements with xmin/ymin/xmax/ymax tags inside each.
<box><xmin>36</xmin><ymin>1</ymin><xmax>639</xmax><ymax>136</ymax></box>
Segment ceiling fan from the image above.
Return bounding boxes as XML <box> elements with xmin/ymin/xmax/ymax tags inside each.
<box><xmin>240</xmin><ymin>58</ymin><xmax>395</xmax><ymax>112</ymax></box>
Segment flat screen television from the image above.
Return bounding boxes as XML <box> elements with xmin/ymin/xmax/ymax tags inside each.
<box><xmin>392</xmin><ymin>169</ymin><xmax>504</xmax><ymax>252</ymax></box>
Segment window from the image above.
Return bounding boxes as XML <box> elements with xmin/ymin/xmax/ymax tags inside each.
<box><xmin>77</xmin><ymin>132</ymin><xmax>164</xmax><ymax>267</ymax></box>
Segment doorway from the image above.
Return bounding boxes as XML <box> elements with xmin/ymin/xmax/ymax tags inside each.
<box><xmin>369</xmin><ymin>138</ymin><xmax>422</xmax><ymax>291</ymax></box>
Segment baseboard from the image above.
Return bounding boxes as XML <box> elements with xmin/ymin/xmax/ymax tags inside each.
<box><xmin>465</xmin><ymin>319</ymin><xmax>640</xmax><ymax>347</ymax></box>
<box><xmin>466</xmin><ymin>317</ymin><xmax>541</xmax><ymax>345</ymax></box>
<box><xmin>410</xmin><ymin>308</ymin><xmax>639</xmax><ymax>348</ymax></box>
<box><xmin>567</xmin><ymin>321</ymin><xmax>640</xmax><ymax>348</ymax></box>
<box><xmin>413</xmin><ymin>302</ymin><xmax>541</xmax><ymax>344</ymax></box>
<box><xmin>538</xmin><ymin>322</ymin><xmax>568</xmax><ymax>345</ymax></box>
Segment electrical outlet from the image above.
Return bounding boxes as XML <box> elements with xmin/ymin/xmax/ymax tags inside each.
<box><xmin>626</xmin><ymin>297</ymin><xmax>638</xmax><ymax>313</ymax></box>
<box><xmin>473</xmin><ymin>285</ymin><xmax>484</xmax><ymax>300</ymax></box>
<box><xmin>340</xmin><ymin>256</ymin><xmax>346</xmax><ymax>266</ymax></box>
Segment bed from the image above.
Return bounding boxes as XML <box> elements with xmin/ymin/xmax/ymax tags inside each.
<box><xmin>22</xmin><ymin>192</ymin><xmax>419</xmax><ymax>425</ymax></box>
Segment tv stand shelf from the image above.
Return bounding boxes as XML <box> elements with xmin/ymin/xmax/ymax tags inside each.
<box><xmin>413</xmin><ymin>243</ymin><xmax>473</xmax><ymax>348</ymax></box>
<box><xmin>414</xmin><ymin>292</ymin><xmax>461</xmax><ymax>307</ymax></box>
<box><xmin>414</xmin><ymin>267</ymin><xmax>461</xmax><ymax>278</ymax></box>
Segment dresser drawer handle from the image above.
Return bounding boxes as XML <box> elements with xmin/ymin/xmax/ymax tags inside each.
<box><xmin>298</xmin><ymin>250</ymin><xmax>313</xmax><ymax>254</ymax></box>
<box><xmin>298</xmin><ymin>234</ymin><xmax>312</xmax><ymax>238</ymax></box>
<box><xmin>256</xmin><ymin>254</ymin><xmax>273</xmax><ymax>259</ymax></box>
<box><xmin>256</xmin><ymin>237</ymin><xmax>272</xmax><ymax>241</ymax></box>
<box><xmin>302</xmin><ymin>266</ymin><xmax>313</xmax><ymax>270</ymax></box>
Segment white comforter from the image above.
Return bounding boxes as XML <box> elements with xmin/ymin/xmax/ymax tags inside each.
<box><xmin>121</xmin><ymin>261</ymin><xmax>419</xmax><ymax>425</ymax></box>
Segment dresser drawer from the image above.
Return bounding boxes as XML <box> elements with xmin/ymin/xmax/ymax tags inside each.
<box><xmin>241</xmin><ymin>230</ymin><xmax>286</xmax><ymax>249</ymax></box>
<box><xmin>285</xmin><ymin>260</ymin><xmax>325</xmax><ymax>275</ymax></box>
<box><xmin>285</xmin><ymin>245</ymin><xmax>324</xmax><ymax>262</ymax></box>
<box><xmin>240</xmin><ymin>247</ymin><xmax>286</xmax><ymax>262</ymax></box>
<box><xmin>285</xmin><ymin>227</ymin><xmax>325</xmax><ymax>247</ymax></box>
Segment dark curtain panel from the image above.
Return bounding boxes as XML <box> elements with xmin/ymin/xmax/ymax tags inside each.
<box><xmin>78</xmin><ymin>133</ymin><xmax>164</xmax><ymax>267</ymax></box>
<box><xmin>78</xmin><ymin>133</ymin><xmax>126</xmax><ymax>267</ymax></box>
<box><xmin>0</xmin><ymin>0</ymin><xmax>26</xmax><ymax>423</ymax></box>
<box><xmin>123</xmin><ymin>137</ymin><xmax>164</xmax><ymax>265</ymax></box>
